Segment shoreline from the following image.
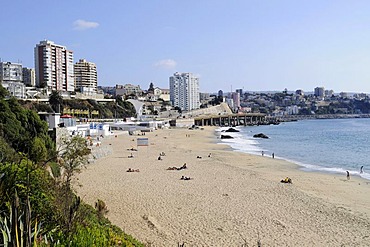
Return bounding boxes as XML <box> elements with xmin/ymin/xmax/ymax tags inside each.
<box><xmin>214</xmin><ymin>124</ymin><xmax>370</xmax><ymax>181</ymax></box>
<box><xmin>76</xmin><ymin>126</ymin><xmax>370</xmax><ymax>246</ymax></box>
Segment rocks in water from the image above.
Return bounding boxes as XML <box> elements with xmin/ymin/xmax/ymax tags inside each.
<box><xmin>221</xmin><ymin>135</ymin><xmax>234</xmax><ymax>139</ymax></box>
<box><xmin>224</xmin><ymin>127</ymin><xmax>239</xmax><ymax>133</ymax></box>
<box><xmin>253</xmin><ymin>133</ymin><xmax>269</xmax><ymax>139</ymax></box>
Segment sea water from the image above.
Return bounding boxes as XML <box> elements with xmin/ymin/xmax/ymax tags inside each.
<box><xmin>216</xmin><ymin>118</ymin><xmax>370</xmax><ymax>180</ymax></box>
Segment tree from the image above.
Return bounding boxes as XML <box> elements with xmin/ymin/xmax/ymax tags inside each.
<box><xmin>174</xmin><ymin>106</ymin><xmax>182</xmax><ymax>113</ymax></box>
<box><xmin>56</xmin><ymin>135</ymin><xmax>91</xmax><ymax>235</ymax></box>
<box><xmin>0</xmin><ymin>84</ymin><xmax>8</xmax><ymax>99</ymax></box>
<box><xmin>49</xmin><ymin>91</ymin><xmax>63</xmax><ymax>113</ymax></box>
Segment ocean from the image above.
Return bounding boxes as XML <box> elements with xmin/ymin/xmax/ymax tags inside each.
<box><xmin>216</xmin><ymin>118</ymin><xmax>370</xmax><ymax>180</ymax></box>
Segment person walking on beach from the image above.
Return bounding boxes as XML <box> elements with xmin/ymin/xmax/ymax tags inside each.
<box><xmin>346</xmin><ymin>171</ymin><xmax>350</xmax><ymax>180</ymax></box>
<box><xmin>272</xmin><ymin>153</ymin><xmax>275</xmax><ymax>159</ymax></box>
<box><xmin>360</xmin><ymin>166</ymin><xmax>364</xmax><ymax>174</ymax></box>
<box><xmin>261</xmin><ymin>151</ymin><xmax>264</xmax><ymax>156</ymax></box>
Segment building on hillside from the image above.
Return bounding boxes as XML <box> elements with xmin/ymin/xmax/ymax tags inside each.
<box><xmin>98</xmin><ymin>86</ymin><xmax>116</xmax><ymax>96</ymax></box>
<box><xmin>325</xmin><ymin>90</ymin><xmax>334</xmax><ymax>98</ymax></box>
<box><xmin>169</xmin><ymin>72</ymin><xmax>200</xmax><ymax>111</ymax></box>
<box><xmin>74</xmin><ymin>59</ymin><xmax>97</xmax><ymax>95</ymax></box>
<box><xmin>35</xmin><ymin>40</ymin><xmax>74</xmax><ymax>93</ymax></box>
<box><xmin>0</xmin><ymin>62</ymin><xmax>23</xmax><ymax>84</ymax></box>
<box><xmin>295</xmin><ymin>89</ymin><xmax>304</xmax><ymax>96</ymax></box>
<box><xmin>340</xmin><ymin>92</ymin><xmax>348</xmax><ymax>98</ymax></box>
<box><xmin>286</xmin><ymin>105</ymin><xmax>299</xmax><ymax>115</ymax></box>
<box><xmin>314</xmin><ymin>87</ymin><xmax>325</xmax><ymax>98</ymax></box>
<box><xmin>22</xmin><ymin>67</ymin><xmax>36</xmax><ymax>86</ymax></box>
<box><xmin>153</xmin><ymin>87</ymin><xmax>170</xmax><ymax>101</ymax></box>
<box><xmin>0</xmin><ymin>62</ymin><xmax>26</xmax><ymax>98</ymax></box>
<box><xmin>115</xmin><ymin>84</ymin><xmax>142</xmax><ymax>97</ymax></box>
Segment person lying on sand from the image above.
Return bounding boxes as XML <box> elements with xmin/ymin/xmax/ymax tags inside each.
<box><xmin>127</xmin><ymin>147</ymin><xmax>138</xmax><ymax>151</ymax></box>
<box><xmin>280</xmin><ymin>177</ymin><xmax>292</xmax><ymax>184</ymax></box>
<box><xmin>128</xmin><ymin>153</ymin><xmax>134</xmax><ymax>158</ymax></box>
<box><xmin>177</xmin><ymin>163</ymin><xmax>187</xmax><ymax>170</ymax></box>
<box><xmin>126</xmin><ymin>168</ymin><xmax>140</xmax><ymax>172</ymax></box>
<box><xmin>181</xmin><ymin>176</ymin><xmax>192</xmax><ymax>180</ymax></box>
<box><xmin>166</xmin><ymin>163</ymin><xmax>187</xmax><ymax>171</ymax></box>
<box><xmin>197</xmin><ymin>156</ymin><xmax>202</xmax><ymax>159</ymax></box>
<box><xmin>167</xmin><ymin>167</ymin><xmax>177</xmax><ymax>170</ymax></box>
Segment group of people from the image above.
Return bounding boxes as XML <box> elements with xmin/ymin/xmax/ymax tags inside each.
<box><xmin>126</xmin><ymin>168</ymin><xmax>140</xmax><ymax>172</ymax></box>
<box><xmin>261</xmin><ymin>151</ymin><xmax>274</xmax><ymax>159</ymax></box>
<box><xmin>346</xmin><ymin>166</ymin><xmax>365</xmax><ymax>180</ymax></box>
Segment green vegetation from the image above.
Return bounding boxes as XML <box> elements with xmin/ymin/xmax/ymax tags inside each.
<box><xmin>0</xmin><ymin>85</ymin><xmax>143</xmax><ymax>246</ymax></box>
<box><xmin>19</xmin><ymin>92</ymin><xmax>136</xmax><ymax>119</ymax></box>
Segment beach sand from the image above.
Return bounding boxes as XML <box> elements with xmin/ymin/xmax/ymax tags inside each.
<box><xmin>75</xmin><ymin>127</ymin><xmax>370</xmax><ymax>246</ymax></box>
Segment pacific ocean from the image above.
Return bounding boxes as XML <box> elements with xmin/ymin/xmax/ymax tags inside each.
<box><xmin>216</xmin><ymin>118</ymin><xmax>370</xmax><ymax>180</ymax></box>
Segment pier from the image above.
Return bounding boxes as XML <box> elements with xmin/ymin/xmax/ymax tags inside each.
<box><xmin>194</xmin><ymin>113</ymin><xmax>270</xmax><ymax>126</ymax></box>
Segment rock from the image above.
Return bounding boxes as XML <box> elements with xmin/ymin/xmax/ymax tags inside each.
<box><xmin>224</xmin><ymin>127</ymin><xmax>239</xmax><ymax>132</ymax></box>
<box><xmin>253</xmin><ymin>133</ymin><xmax>269</xmax><ymax>139</ymax></box>
<box><xmin>221</xmin><ymin>135</ymin><xmax>234</xmax><ymax>139</ymax></box>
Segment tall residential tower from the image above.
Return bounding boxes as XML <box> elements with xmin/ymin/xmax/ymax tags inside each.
<box><xmin>169</xmin><ymin>72</ymin><xmax>200</xmax><ymax>111</ymax></box>
<box><xmin>35</xmin><ymin>40</ymin><xmax>74</xmax><ymax>93</ymax></box>
<box><xmin>74</xmin><ymin>59</ymin><xmax>97</xmax><ymax>95</ymax></box>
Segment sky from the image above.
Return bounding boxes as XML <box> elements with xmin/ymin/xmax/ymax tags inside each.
<box><xmin>2</xmin><ymin>0</ymin><xmax>370</xmax><ymax>93</ymax></box>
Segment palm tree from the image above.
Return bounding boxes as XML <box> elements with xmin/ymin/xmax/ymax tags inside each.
<box><xmin>49</xmin><ymin>91</ymin><xmax>63</xmax><ymax>113</ymax></box>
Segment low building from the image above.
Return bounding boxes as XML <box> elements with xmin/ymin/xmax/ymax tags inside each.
<box><xmin>115</xmin><ymin>84</ymin><xmax>142</xmax><ymax>96</ymax></box>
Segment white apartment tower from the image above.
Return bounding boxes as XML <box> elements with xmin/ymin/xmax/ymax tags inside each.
<box><xmin>35</xmin><ymin>40</ymin><xmax>74</xmax><ymax>93</ymax></box>
<box><xmin>169</xmin><ymin>72</ymin><xmax>200</xmax><ymax>111</ymax></box>
<box><xmin>74</xmin><ymin>59</ymin><xmax>97</xmax><ymax>95</ymax></box>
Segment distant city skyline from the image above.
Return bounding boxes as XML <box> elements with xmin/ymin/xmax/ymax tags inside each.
<box><xmin>2</xmin><ymin>1</ymin><xmax>370</xmax><ymax>93</ymax></box>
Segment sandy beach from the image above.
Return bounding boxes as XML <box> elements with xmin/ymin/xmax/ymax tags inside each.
<box><xmin>75</xmin><ymin>127</ymin><xmax>370</xmax><ymax>246</ymax></box>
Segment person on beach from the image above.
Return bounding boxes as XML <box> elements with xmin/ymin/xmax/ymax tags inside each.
<box><xmin>272</xmin><ymin>153</ymin><xmax>275</xmax><ymax>159</ymax></box>
<box><xmin>346</xmin><ymin>171</ymin><xmax>350</xmax><ymax>180</ymax></box>
<box><xmin>158</xmin><ymin>156</ymin><xmax>162</xmax><ymax>161</ymax></box>
<box><xmin>208</xmin><ymin>153</ymin><xmax>212</xmax><ymax>158</ymax></box>
<box><xmin>360</xmin><ymin>166</ymin><xmax>364</xmax><ymax>174</ymax></box>
<box><xmin>261</xmin><ymin>151</ymin><xmax>264</xmax><ymax>156</ymax></box>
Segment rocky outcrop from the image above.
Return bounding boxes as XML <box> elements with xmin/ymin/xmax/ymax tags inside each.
<box><xmin>224</xmin><ymin>128</ymin><xmax>239</xmax><ymax>133</ymax></box>
<box><xmin>221</xmin><ymin>135</ymin><xmax>234</xmax><ymax>139</ymax></box>
<box><xmin>253</xmin><ymin>133</ymin><xmax>269</xmax><ymax>139</ymax></box>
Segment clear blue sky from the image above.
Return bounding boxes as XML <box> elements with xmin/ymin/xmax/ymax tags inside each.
<box><xmin>2</xmin><ymin>0</ymin><xmax>370</xmax><ymax>93</ymax></box>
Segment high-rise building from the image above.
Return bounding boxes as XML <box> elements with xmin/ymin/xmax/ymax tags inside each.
<box><xmin>169</xmin><ymin>72</ymin><xmax>200</xmax><ymax>111</ymax></box>
<box><xmin>74</xmin><ymin>59</ymin><xmax>97</xmax><ymax>95</ymax></box>
<box><xmin>236</xmin><ymin>89</ymin><xmax>243</xmax><ymax>97</ymax></box>
<box><xmin>314</xmin><ymin>87</ymin><xmax>325</xmax><ymax>97</ymax></box>
<box><xmin>22</xmin><ymin>67</ymin><xmax>36</xmax><ymax>86</ymax></box>
<box><xmin>232</xmin><ymin>92</ymin><xmax>240</xmax><ymax>111</ymax></box>
<box><xmin>35</xmin><ymin>40</ymin><xmax>74</xmax><ymax>93</ymax></box>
